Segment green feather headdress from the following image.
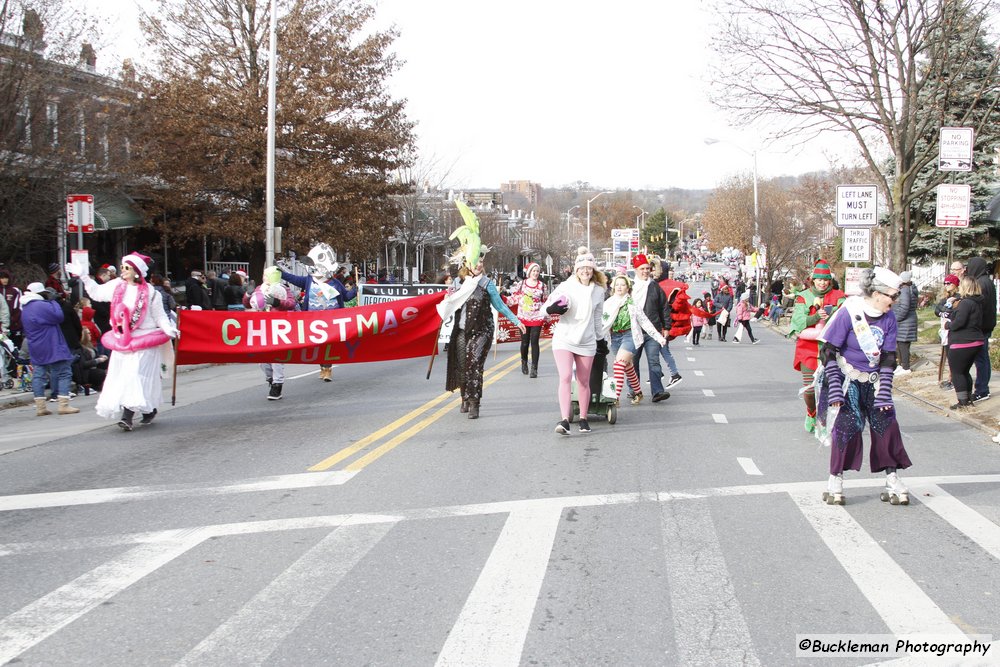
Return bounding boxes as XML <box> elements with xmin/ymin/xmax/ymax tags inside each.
<box><xmin>449</xmin><ymin>200</ymin><xmax>488</xmax><ymax>269</ymax></box>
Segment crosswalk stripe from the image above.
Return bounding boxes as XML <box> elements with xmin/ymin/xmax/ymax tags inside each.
<box><xmin>0</xmin><ymin>529</ymin><xmax>212</xmax><ymax>665</ymax></box>
<box><xmin>789</xmin><ymin>491</ymin><xmax>964</xmax><ymax>637</ymax></box>
<box><xmin>660</xmin><ymin>499</ymin><xmax>761</xmax><ymax>665</ymax></box>
<box><xmin>435</xmin><ymin>506</ymin><xmax>562</xmax><ymax>667</ymax></box>
<box><xmin>913</xmin><ymin>484</ymin><xmax>1000</xmax><ymax>562</ymax></box>
<box><xmin>177</xmin><ymin>521</ymin><xmax>397</xmax><ymax>666</ymax></box>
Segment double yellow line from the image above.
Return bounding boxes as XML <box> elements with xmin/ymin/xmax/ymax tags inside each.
<box><xmin>308</xmin><ymin>342</ymin><xmax>550</xmax><ymax>473</ymax></box>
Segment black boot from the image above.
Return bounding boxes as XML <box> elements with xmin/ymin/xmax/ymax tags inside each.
<box><xmin>521</xmin><ymin>359</ymin><xmax>529</xmax><ymax>375</ymax></box>
<box><xmin>118</xmin><ymin>408</ymin><xmax>135</xmax><ymax>432</ymax></box>
<box><xmin>529</xmin><ymin>363</ymin><xmax>538</xmax><ymax>378</ymax></box>
<box><xmin>460</xmin><ymin>396</ymin><xmax>469</xmax><ymax>413</ymax></box>
<box><xmin>268</xmin><ymin>383</ymin><xmax>283</xmax><ymax>400</ymax></box>
<box><xmin>140</xmin><ymin>409</ymin><xmax>158</xmax><ymax>425</ymax></box>
<box><xmin>468</xmin><ymin>400</ymin><xmax>479</xmax><ymax>419</ymax></box>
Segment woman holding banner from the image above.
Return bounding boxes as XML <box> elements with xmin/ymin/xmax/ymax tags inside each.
<box><xmin>438</xmin><ymin>202</ymin><xmax>525</xmax><ymax>420</ymax></box>
<box><xmin>67</xmin><ymin>253</ymin><xmax>178</xmax><ymax>431</ymax></box>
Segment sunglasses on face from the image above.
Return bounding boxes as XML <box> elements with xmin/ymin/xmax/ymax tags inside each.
<box><xmin>878</xmin><ymin>290</ymin><xmax>900</xmax><ymax>301</ymax></box>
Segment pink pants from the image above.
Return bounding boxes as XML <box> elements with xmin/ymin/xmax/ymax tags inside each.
<box><xmin>553</xmin><ymin>349</ymin><xmax>595</xmax><ymax>420</ymax></box>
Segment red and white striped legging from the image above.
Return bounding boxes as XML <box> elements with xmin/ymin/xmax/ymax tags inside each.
<box><xmin>613</xmin><ymin>359</ymin><xmax>642</xmax><ymax>400</ymax></box>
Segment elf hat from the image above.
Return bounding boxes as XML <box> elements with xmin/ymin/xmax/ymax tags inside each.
<box><xmin>811</xmin><ymin>259</ymin><xmax>833</xmax><ymax>280</ymax></box>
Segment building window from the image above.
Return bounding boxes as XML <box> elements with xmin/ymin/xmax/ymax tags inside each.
<box><xmin>46</xmin><ymin>101</ymin><xmax>59</xmax><ymax>146</ymax></box>
<box><xmin>76</xmin><ymin>109</ymin><xmax>86</xmax><ymax>156</ymax></box>
<box><xmin>97</xmin><ymin>114</ymin><xmax>109</xmax><ymax>165</ymax></box>
<box><xmin>15</xmin><ymin>99</ymin><xmax>31</xmax><ymax>145</ymax></box>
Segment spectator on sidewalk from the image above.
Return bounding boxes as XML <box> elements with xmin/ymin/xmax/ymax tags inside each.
<box><xmin>966</xmin><ymin>257</ymin><xmax>996</xmax><ymax>402</ymax></box>
<box><xmin>891</xmin><ymin>271</ymin><xmax>919</xmax><ymax>375</ymax></box>
<box><xmin>935</xmin><ymin>274</ymin><xmax>960</xmax><ymax>390</ymax></box>
<box><xmin>184</xmin><ymin>270</ymin><xmax>211</xmax><ymax>310</ymax></box>
<box><xmin>946</xmin><ymin>276</ymin><xmax>985</xmax><ymax>410</ymax></box>
<box><xmin>0</xmin><ymin>269</ymin><xmax>23</xmax><ymax>352</ymax></box>
<box><xmin>20</xmin><ymin>283</ymin><xmax>78</xmax><ymax>416</ymax></box>
<box><xmin>206</xmin><ymin>270</ymin><xmax>228</xmax><ymax>310</ymax></box>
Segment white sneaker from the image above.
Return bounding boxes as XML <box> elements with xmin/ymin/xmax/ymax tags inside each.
<box><xmin>893</xmin><ymin>367</ymin><xmax>911</xmax><ymax>376</ymax></box>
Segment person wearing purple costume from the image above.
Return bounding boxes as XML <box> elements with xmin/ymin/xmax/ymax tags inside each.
<box><xmin>817</xmin><ymin>267</ymin><xmax>912</xmax><ymax>506</ymax></box>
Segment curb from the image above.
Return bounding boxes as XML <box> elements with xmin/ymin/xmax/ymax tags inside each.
<box><xmin>0</xmin><ymin>363</ymin><xmax>217</xmax><ymax>411</ymax></box>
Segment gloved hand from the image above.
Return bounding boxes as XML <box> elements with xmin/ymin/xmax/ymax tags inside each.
<box><xmin>65</xmin><ymin>262</ymin><xmax>84</xmax><ymax>278</ymax></box>
<box><xmin>546</xmin><ymin>296</ymin><xmax>569</xmax><ymax>315</ymax></box>
<box><xmin>596</xmin><ymin>339</ymin><xmax>609</xmax><ymax>356</ymax></box>
<box><xmin>265</xmin><ymin>295</ymin><xmax>277</xmax><ymax>309</ymax></box>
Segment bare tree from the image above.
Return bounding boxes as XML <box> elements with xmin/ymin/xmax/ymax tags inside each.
<box><xmin>709</xmin><ymin>0</ymin><xmax>1000</xmax><ymax>270</ymax></box>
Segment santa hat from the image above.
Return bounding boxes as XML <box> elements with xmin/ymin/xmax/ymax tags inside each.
<box><xmin>632</xmin><ymin>253</ymin><xmax>649</xmax><ymax>269</ymax></box>
<box><xmin>122</xmin><ymin>252</ymin><xmax>152</xmax><ymax>280</ymax></box>
<box><xmin>811</xmin><ymin>259</ymin><xmax>833</xmax><ymax>280</ymax></box>
<box><xmin>524</xmin><ymin>262</ymin><xmax>540</xmax><ymax>276</ymax></box>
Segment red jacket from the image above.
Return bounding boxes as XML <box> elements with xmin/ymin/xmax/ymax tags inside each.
<box><xmin>658</xmin><ymin>278</ymin><xmax>692</xmax><ymax>340</ymax></box>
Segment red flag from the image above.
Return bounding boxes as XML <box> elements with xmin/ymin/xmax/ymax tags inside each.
<box><xmin>176</xmin><ymin>291</ymin><xmax>446</xmax><ymax>366</ymax></box>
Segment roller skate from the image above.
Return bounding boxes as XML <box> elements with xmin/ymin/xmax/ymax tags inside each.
<box><xmin>880</xmin><ymin>472</ymin><xmax>909</xmax><ymax>506</ymax></box>
<box><xmin>822</xmin><ymin>474</ymin><xmax>845</xmax><ymax>505</ymax></box>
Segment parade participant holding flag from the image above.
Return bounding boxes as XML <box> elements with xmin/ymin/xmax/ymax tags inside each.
<box><xmin>437</xmin><ymin>201</ymin><xmax>525</xmax><ymax>420</ymax></box>
<box><xmin>67</xmin><ymin>253</ymin><xmax>178</xmax><ymax>431</ymax></box>
<box><xmin>789</xmin><ymin>259</ymin><xmax>845</xmax><ymax>433</ymax></box>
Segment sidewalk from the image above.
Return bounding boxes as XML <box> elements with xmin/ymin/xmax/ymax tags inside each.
<box><xmin>765</xmin><ymin>319</ymin><xmax>999</xmax><ymax>440</ymax></box>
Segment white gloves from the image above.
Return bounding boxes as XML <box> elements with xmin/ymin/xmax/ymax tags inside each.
<box><xmin>65</xmin><ymin>262</ymin><xmax>86</xmax><ymax>278</ymax></box>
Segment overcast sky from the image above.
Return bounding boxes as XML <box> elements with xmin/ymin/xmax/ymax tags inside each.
<box><xmin>97</xmin><ymin>0</ymin><xmax>858</xmax><ymax>192</ymax></box>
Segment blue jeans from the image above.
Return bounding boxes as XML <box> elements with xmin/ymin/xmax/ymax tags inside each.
<box><xmin>974</xmin><ymin>339</ymin><xmax>992</xmax><ymax>395</ymax></box>
<box><xmin>609</xmin><ymin>331</ymin><xmax>637</xmax><ymax>359</ymax></box>
<box><xmin>659</xmin><ymin>339</ymin><xmax>679</xmax><ymax>376</ymax></box>
<box><xmin>34</xmin><ymin>359</ymin><xmax>72</xmax><ymax>399</ymax></box>
<box><xmin>632</xmin><ymin>334</ymin><xmax>665</xmax><ymax>396</ymax></box>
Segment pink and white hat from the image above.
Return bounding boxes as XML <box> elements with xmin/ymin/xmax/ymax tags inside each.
<box><xmin>121</xmin><ymin>253</ymin><xmax>152</xmax><ymax>280</ymax></box>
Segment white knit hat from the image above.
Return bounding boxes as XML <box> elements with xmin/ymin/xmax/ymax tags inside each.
<box><xmin>574</xmin><ymin>247</ymin><xmax>596</xmax><ymax>270</ymax></box>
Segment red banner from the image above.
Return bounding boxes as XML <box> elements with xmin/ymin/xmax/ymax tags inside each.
<box><xmin>496</xmin><ymin>315</ymin><xmax>557</xmax><ymax>344</ymax></box>
<box><xmin>176</xmin><ymin>291</ymin><xmax>446</xmax><ymax>366</ymax></box>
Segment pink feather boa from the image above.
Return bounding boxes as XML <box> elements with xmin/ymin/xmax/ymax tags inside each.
<box><xmin>101</xmin><ymin>281</ymin><xmax>170</xmax><ymax>352</ymax></box>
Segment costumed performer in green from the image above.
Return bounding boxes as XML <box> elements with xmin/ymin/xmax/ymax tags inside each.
<box><xmin>789</xmin><ymin>259</ymin><xmax>846</xmax><ymax>433</ymax></box>
<box><xmin>436</xmin><ymin>201</ymin><xmax>525</xmax><ymax>419</ymax></box>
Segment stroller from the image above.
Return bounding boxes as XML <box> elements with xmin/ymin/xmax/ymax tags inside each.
<box><xmin>569</xmin><ymin>348</ymin><xmax>618</xmax><ymax>425</ymax></box>
<box><xmin>0</xmin><ymin>335</ymin><xmax>31</xmax><ymax>392</ymax></box>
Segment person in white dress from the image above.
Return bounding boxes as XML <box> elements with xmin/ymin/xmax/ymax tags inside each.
<box><xmin>68</xmin><ymin>253</ymin><xmax>178</xmax><ymax>431</ymax></box>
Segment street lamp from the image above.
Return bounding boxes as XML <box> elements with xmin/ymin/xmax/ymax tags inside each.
<box><xmin>586</xmin><ymin>191</ymin><xmax>612</xmax><ymax>250</ymax></box>
<box><xmin>264</xmin><ymin>0</ymin><xmax>278</xmax><ymax>266</ymax></box>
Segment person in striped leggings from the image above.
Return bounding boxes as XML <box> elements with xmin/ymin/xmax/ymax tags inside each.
<box><xmin>601</xmin><ymin>274</ymin><xmax>667</xmax><ymax>407</ymax></box>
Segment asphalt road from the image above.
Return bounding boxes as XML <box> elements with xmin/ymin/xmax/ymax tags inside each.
<box><xmin>1</xmin><ymin>268</ymin><xmax>999</xmax><ymax>666</ymax></box>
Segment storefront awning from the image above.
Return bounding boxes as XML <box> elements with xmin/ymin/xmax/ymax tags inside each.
<box><xmin>92</xmin><ymin>191</ymin><xmax>144</xmax><ymax>230</ymax></box>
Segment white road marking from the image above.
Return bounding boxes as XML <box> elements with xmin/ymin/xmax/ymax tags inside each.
<box><xmin>713</xmin><ymin>414</ymin><xmax>728</xmax><ymax>424</ymax></box>
<box><xmin>694</xmin><ymin>370</ymin><xmax>705</xmax><ymax>377</ymax></box>
<box><xmin>5</xmin><ymin>475</ymin><xmax>1000</xmax><ymax>555</ymax></box>
<box><xmin>913</xmin><ymin>484</ymin><xmax>1000</xmax><ymax>562</ymax></box>
<box><xmin>737</xmin><ymin>457</ymin><xmax>763</xmax><ymax>476</ymax></box>
<box><xmin>435</xmin><ymin>506</ymin><xmax>562</xmax><ymax>667</ymax></box>
<box><xmin>703</xmin><ymin>389</ymin><xmax>715</xmax><ymax>397</ymax></box>
<box><xmin>0</xmin><ymin>471</ymin><xmax>357</xmax><ymax>512</ymax></box>
<box><xmin>660</xmin><ymin>499</ymin><xmax>761</xmax><ymax>666</ymax></box>
<box><xmin>0</xmin><ymin>529</ymin><xmax>212</xmax><ymax>664</ymax></box>
<box><xmin>789</xmin><ymin>490</ymin><xmax>964</xmax><ymax>637</ymax></box>
<box><xmin>177</xmin><ymin>521</ymin><xmax>396</xmax><ymax>666</ymax></box>
<box><xmin>686</xmin><ymin>357</ymin><xmax>696</xmax><ymax>362</ymax></box>
<box><xmin>285</xmin><ymin>369</ymin><xmax>323</xmax><ymax>380</ymax></box>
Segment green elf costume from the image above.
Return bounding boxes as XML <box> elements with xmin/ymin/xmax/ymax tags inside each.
<box><xmin>789</xmin><ymin>259</ymin><xmax>846</xmax><ymax>433</ymax></box>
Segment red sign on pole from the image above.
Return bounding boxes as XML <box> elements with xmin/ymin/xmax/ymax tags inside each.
<box><xmin>66</xmin><ymin>194</ymin><xmax>95</xmax><ymax>234</ymax></box>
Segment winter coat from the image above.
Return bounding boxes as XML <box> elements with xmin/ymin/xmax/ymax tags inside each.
<box><xmin>947</xmin><ymin>295</ymin><xmax>985</xmax><ymax>345</ymax></box>
<box><xmin>966</xmin><ymin>257</ymin><xmax>997</xmax><ymax>335</ymax></box>
<box><xmin>659</xmin><ymin>278</ymin><xmax>691</xmax><ymax>340</ymax></box>
<box><xmin>184</xmin><ymin>277</ymin><xmax>212</xmax><ymax>310</ymax></box>
<box><xmin>21</xmin><ymin>297</ymin><xmax>73</xmax><ymax>366</ymax></box>
<box><xmin>891</xmin><ymin>283</ymin><xmax>919</xmax><ymax>342</ymax></box>
<box><xmin>0</xmin><ymin>284</ymin><xmax>21</xmax><ymax>333</ymax></box>
<box><xmin>279</xmin><ymin>271</ymin><xmax>356</xmax><ymax>311</ymax></box>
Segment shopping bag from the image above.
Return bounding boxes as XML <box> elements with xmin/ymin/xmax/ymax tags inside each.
<box><xmin>733</xmin><ymin>322</ymin><xmax>744</xmax><ymax>342</ymax></box>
